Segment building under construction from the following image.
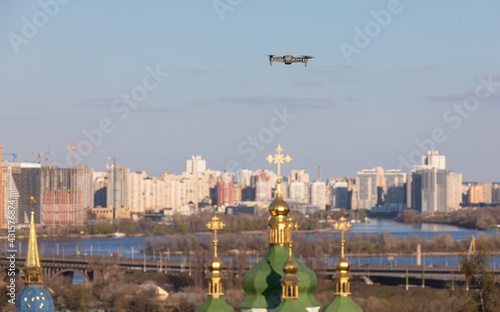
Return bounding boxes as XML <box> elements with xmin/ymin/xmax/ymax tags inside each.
<box><xmin>1</xmin><ymin>162</ymin><xmax>93</xmax><ymax>228</ymax></box>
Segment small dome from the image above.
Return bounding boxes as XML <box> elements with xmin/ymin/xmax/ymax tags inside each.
<box><xmin>283</xmin><ymin>256</ymin><xmax>298</xmax><ymax>275</ymax></box>
<box><xmin>209</xmin><ymin>257</ymin><xmax>222</xmax><ymax>273</ymax></box>
<box><xmin>269</xmin><ymin>193</ymin><xmax>289</xmax><ymax>216</ymax></box>
<box><xmin>335</xmin><ymin>257</ymin><xmax>350</xmax><ymax>272</ymax></box>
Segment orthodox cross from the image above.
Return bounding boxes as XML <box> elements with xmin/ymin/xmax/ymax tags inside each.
<box><xmin>334</xmin><ymin>216</ymin><xmax>352</xmax><ymax>258</ymax></box>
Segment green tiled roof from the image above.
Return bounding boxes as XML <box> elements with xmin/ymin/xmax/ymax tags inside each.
<box><xmin>195</xmin><ymin>295</ymin><xmax>235</xmax><ymax>312</ymax></box>
<box><xmin>239</xmin><ymin>244</ymin><xmax>320</xmax><ymax>310</ymax></box>
<box><xmin>321</xmin><ymin>296</ymin><xmax>363</xmax><ymax>312</ymax></box>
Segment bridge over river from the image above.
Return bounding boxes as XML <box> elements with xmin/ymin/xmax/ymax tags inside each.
<box><xmin>3</xmin><ymin>252</ymin><xmax>499</xmax><ymax>288</ymax></box>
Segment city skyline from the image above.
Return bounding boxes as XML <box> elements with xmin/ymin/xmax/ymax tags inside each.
<box><xmin>1</xmin><ymin>1</ymin><xmax>499</xmax><ymax>182</ymax></box>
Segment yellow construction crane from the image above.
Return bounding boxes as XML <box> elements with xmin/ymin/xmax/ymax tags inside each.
<box><xmin>30</xmin><ymin>152</ymin><xmax>56</xmax><ymax>164</ymax></box>
<box><xmin>65</xmin><ymin>141</ymin><xmax>103</xmax><ymax>167</ymax></box>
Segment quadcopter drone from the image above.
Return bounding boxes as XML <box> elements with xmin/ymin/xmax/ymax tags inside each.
<box><xmin>268</xmin><ymin>55</ymin><xmax>314</xmax><ymax>67</ymax></box>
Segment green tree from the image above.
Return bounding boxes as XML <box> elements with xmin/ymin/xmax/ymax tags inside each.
<box><xmin>459</xmin><ymin>251</ymin><xmax>500</xmax><ymax>312</ymax></box>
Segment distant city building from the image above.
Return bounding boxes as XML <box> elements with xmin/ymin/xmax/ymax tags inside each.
<box><xmin>357</xmin><ymin>167</ymin><xmax>406</xmax><ymax>210</ymax></box>
<box><xmin>310</xmin><ymin>181</ymin><xmax>326</xmax><ymax>210</ymax></box>
<box><xmin>1</xmin><ymin>162</ymin><xmax>41</xmax><ymax>228</ymax></box>
<box><xmin>238</xmin><ymin>169</ymin><xmax>252</xmax><ymax>186</ymax></box>
<box><xmin>106</xmin><ymin>163</ymin><xmax>130</xmax><ymax>209</ymax></box>
<box><xmin>217</xmin><ymin>172</ymin><xmax>233</xmax><ymax>205</ymax></box>
<box><xmin>356</xmin><ymin>167</ymin><xmax>384</xmax><ymax>210</ymax></box>
<box><xmin>411</xmin><ymin>151</ymin><xmax>448</xmax><ymax>212</ymax></box>
<box><xmin>288</xmin><ymin>168</ymin><xmax>309</xmax><ymax>183</ymax></box>
<box><xmin>93</xmin><ymin>170</ymin><xmax>107</xmax><ymax>208</ymax></box>
<box><xmin>185</xmin><ymin>155</ymin><xmax>206</xmax><ymax>173</ymax></box>
<box><xmin>466</xmin><ymin>181</ymin><xmax>492</xmax><ymax>204</ymax></box>
<box><xmin>446</xmin><ymin>172</ymin><xmax>463</xmax><ymax>210</ymax></box>
<box><xmin>41</xmin><ymin>165</ymin><xmax>93</xmax><ymax>226</ymax></box>
<box><xmin>421</xmin><ymin>150</ymin><xmax>446</xmax><ymax>169</ymax></box>
<box><xmin>251</xmin><ymin>169</ymin><xmax>277</xmax><ymax>201</ymax></box>
<box><xmin>332</xmin><ymin>182</ymin><xmax>348</xmax><ymax>209</ymax></box>
<box><xmin>492</xmin><ymin>183</ymin><xmax>500</xmax><ymax>203</ymax></box>
<box><xmin>288</xmin><ymin>181</ymin><xmax>306</xmax><ymax>202</ymax></box>
<box><xmin>225</xmin><ymin>203</ymin><xmax>260</xmax><ymax>215</ymax></box>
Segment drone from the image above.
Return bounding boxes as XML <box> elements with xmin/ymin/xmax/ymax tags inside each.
<box><xmin>268</xmin><ymin>55</ymin><xmax>314</xmax><ymax>67</ymax></box>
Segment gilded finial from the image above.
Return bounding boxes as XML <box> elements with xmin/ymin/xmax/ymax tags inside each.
<box><xmin>334</xmin><ymin>216</ymin><xmax>351</xmax><ymax>258</ymax></box>
<box><xmin>266</xmin><ymin>144</ymin><xmax>292</xmax><ymax>194</ymax></box>
<box><xmin>206</xmin><ymin>216</ymin><xmax>226</xmax><ymax>297</ymax></box>
<box><xmin>207</xmin><ymin>216</ymin><xmax>225</xmax><ymax>258</ymax></box>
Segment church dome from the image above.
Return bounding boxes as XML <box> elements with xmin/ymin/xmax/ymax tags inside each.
<box><xmin>269</xmin><ymin>192</ymin><xmax>289</xmax><ymax>216</ymax></box>
<box><xmin>335</xmin><ymin>257</ymin><xmax>350</xmax><ymax>272</ymax></box>
<box><xmin>16</xmin><ymin>285</ymin><xmax>56</xmax><ymax>312</ymax></box>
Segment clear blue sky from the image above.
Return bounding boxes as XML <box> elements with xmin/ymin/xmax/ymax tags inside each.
<box><xmin>1</xmin><ymin>0</ymin><xmax>499</xmax><ymax>181</ymax></box>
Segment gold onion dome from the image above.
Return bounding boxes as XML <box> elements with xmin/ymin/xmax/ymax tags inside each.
<box><xmin>209</xmin><ymin>256</ymin><xmax>222</xmax><ymax>273</ymax></box>
<box><xmin>269</xmin><ymin>188</ymin><xmax>289</xmax><ymax>216</ymax></box>
<box><xmin>283</xmin><ymin>254</ymin><xmax>299</xmax><ymax>276</ymax></box>
<box><xmin>335</xmin><ymin>257</ymin><xmax>350</xmax><ymax>272</ymax></box>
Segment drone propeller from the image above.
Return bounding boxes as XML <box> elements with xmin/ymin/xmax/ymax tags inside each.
<box><xmin>267</xmin><ymin>54</ymin><xmax>274</xmax><ymax>59</ymax></box>
<box><xmin>301</xmin><ymin>55</ymin><xmax>314</xmax><ymax>59</ymax></box>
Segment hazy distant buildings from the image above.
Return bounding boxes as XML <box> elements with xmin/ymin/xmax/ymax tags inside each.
<box><xmin>251</xmin><ymin>169</ymin><xmax>276</xmax><ymax>201</ymax></box>
<box><xmin>1</xmin><ymin>162</ymin><xmax>41</xmax><ymax>228</ymax></box>
<box><xmin>411</xmin><ymin>151</ymin><xmax>447</xmax><ymax>212</ymax></box>
<box><xmin>106</xmin><ymin>163</ymin><xmax>130</xmax><ymax>209</ymax></box>
<box><xmin>310</xmin><ymin>181</ymin><xmax>326</xmax><ymax>210</ymax></box>
<box><xmin>41</xmin><ymin>165</ymin><xmax>93</xmax><ymax>226</ymax></box>
<box><xmin>238</xmin><ymin>169</ymin><xmax>252</xmax><ymax>186</ymax></box>
<box><xmin>356</xmin><ymin>167</ymin><xmax>406</xmax><ymax>211</ymax></box>
<box><xmin>332</xmin><ymin>181</ymin><xmax>348</xmax><ymax>209</ymax></box>
<box><xmin>217</xmin><ymin>172</ymin><xmax>233</xmax><ymax>205</ymax></box>
<box><xmin>446</xmin><ymin>171</ymin><xmax>463</xmax><ymax>210</ymax></box>
<box><xmin>186</xmin><ymin>155</ymin><xmax>206</xmax><ymax>173</ymax></box>
<box><xmin>93</xmin><ymin>171</ymin><xmax>107</xmax><ymax>207</ymax></box>
<box><xmin>492</xmin><ymin>184</ymin><xmax>500</xmax><ymax>203</ymax></box>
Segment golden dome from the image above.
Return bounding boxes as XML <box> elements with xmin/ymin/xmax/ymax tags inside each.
<box><xmin>335</xmin><ymin>257</ymin><xmax>350</xmax><ymax>272</ymax></box>
<box><xmin>209</xmin><ymin>256</ymin><xmax>222</xmax><ymax>273</ymax></box>
<box><xmin>269</xmin><ymin>192</ymin><xmax>289</xmax><ymax>216</ymax></box>
<box><xmin>283</xmin><ymin>256</ymin><xmax>298</xmax><ymax>275</ymax></box>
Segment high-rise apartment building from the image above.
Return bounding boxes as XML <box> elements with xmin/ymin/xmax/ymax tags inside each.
<box><xmin>93</xmin><ymin>171</ymin><xmax>107</xmax><ymax>207</ymax></box>
<box><xmin>411</xmin><ymin>167</ymin><xmax>447</xmax><ymax>212</ymax></box>
<box><xmin>446</xmin><ymin>172</ymin><xmax>462</xmax><ymax>210</ymax></box>
<box><xmin>217</xmin><ymin>172</ymin><xmax>233</xmax><ymax>205</ymax></box>
<box><xmin>238</xmin><ymin>169</ymin><xmax>252</xmax><ymax>186</ymax></box>
<box><xmin>106</xmin><ymin>163</ymin><xmax>130</xmax><ymax>208</ymax></box>
<box><xmin>185</xmin><ymin>155</ymin><xmax>206</xmax><ymax>173</ymax></box>
<box><xmin>251</xmin><ymin>169</ymin><xmax>276</xmax><ymax>201</ymax></box>
<box><xmin>1</xmin><ymin>162</ymin><xmax>41</xmax><ymax>228</ymax></box>
<box><xmin>310</xmin><ymin>181</ymin><xmax>326</xmax><ymax>210</ymax></box>
<box><xmin>421</xmin><ymin>150</ymin><xmax>446</xmax><ymax>170</ymax></box>
<box><xmin>332</xmin><ymin>182</ymin><xmax>348</xmax><ymax>209</ymax></box>
<box><xmin>356</xmin><ymin>167</ymin><xmax>384</xmax><ymax>210</ymax></box>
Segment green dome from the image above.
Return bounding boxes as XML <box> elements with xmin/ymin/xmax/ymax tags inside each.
<box><xmin>239</xmin><ymin>244</ymin><xmax>320</xmax><ymax>310</ymax></box>
<box><xmin>273</xmin><ymin>298</ymin><xmax>309</xmax><ymax>312</ymax></box>
<box><xmin>321</xmin><ymin>296</ymin><xmax>363</xmax><ymax>312</ymax></box>
<box><xmin>195</xmin><ymin>296</ymin><xmax>235</xmax><ymax>312</ymax></box>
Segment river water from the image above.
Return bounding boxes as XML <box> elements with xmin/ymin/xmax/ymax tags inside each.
<box><xmin>3</xmin><ymin>218</ymin><xmax>499</xmax><ymax>283</ymax></box>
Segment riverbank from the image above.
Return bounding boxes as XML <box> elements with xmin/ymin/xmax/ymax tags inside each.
<box><xmin>395</xmin><ymin>206</ymin><xmax>500</xmax><ymax>230</ymax></box>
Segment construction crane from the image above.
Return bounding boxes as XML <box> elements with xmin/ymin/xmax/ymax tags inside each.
<box><xmin>65</xmin><ymin>141</ymin><xmax>104</xmax><ymax>167</ymax></box>
<box><xmin>30</xmin><ymin>152</ymin><xmax>56</xmax><ymax>164</ymax></box>
<box><xmin>0</xmin><ymin>147</ymin><xmax>18</xmax><ymax>162</ymax></box>
<box><xmin>4</xmin><ymin>153</ymin><xmax>18</xmax><ymax>162</ymax></box>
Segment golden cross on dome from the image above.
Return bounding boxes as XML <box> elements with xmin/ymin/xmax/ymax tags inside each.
<box><xmin>207</xmin><ymin>216</ymin><xmax>225</xmax><ymax>240</ymax></box>
<box><xmin>266</xmin><ymin>144</ymin><xmax>292</xmax><ymax>178</ymax></box>
<box><xmin>334</xmin><ymin>216</ymin><xmax>352</xmax><ymax>258</ymax></box>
